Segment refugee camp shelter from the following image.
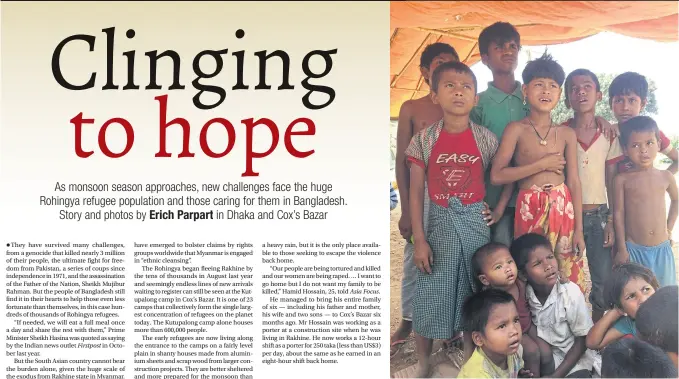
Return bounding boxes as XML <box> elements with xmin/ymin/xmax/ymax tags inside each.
<box><xmin>389</xmin><ymin>4</ymin><xmax>678</xmax><ymax>376</ymax></box>
<box><xmin>390</xmin><ymin>1</ymin><xmax>679</xmax><ymax>119</ymax></box>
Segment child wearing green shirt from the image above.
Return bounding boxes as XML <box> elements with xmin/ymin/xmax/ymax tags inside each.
<box><xmin>470</xmin><ymin>22</ymin><xmax>527</xmax><ymax>246</ymax></box>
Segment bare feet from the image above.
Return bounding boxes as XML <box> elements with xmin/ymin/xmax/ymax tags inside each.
<box><xmin>442</xmin><ymin>331</ymin><xmax>464</xmax><ymax>350</ymax></box>
<box><xmin>414</xmin><ymin>359</ymin><xmax>432</xmax><ymax>378</ymax></box>
<box><xmin>390</xmin><ymin>319</ymin><xmax>413</xmax><ymax>357</ymax></box>
<box><xmin>414</xmin><ymin>334</ymin><xmax>434</xmax><ymax>378</ymax></box>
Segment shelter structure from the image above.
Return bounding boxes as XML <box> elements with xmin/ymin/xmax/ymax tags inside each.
<box><xmin>390</xmin><ymin>1</ymin><xmax>679</xmax><ymax>118</ymax></box>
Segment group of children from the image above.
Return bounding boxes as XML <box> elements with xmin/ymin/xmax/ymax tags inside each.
<box><xmin>392</xmin><ymin>21</ymin><xmax>679</xmax><ymax>378</ymax></box>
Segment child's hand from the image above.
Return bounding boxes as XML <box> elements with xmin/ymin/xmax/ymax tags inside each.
<box><xmin>573</xmin><ymin>231</ymin><xmax>586</xmax><ymax>261</ymax></box>
<box><xmin>558</xmin><ymin>273</ymin><xmax>570</xmax><ymax>284</ymax></box>
<box><xmin>668</xmin><ymin>228</ymin><xmax>674</xmax><ymax>246</ymax></box>
<box><xmin>612</xmin><ymin>306</ymin><xmax>628</xmax><ymax>318</ymax></box>
<box><xmin>482</xmin><ymin>205</ymin><xmax>504</xmax><ymax>226</ymax></box>
<box><xmin>414</xmin><ymin>240</ymin><xmax>433</xmax><ymax>274</ymax></box>
<box><xmin>603</xmin><ymin>220</ymin><xmax>615</xmax><ymax>248</ymax></box>
<box><xmin>596</xmin><ymin>117</ymin><xmax>619</xmax><ymax>140</ymax></box>
<box><xmin>538</xmin><ymin>153</ymin><xmax>566</xmax><ymax>174</ymax></box>
<box><xmin>398</xmin><ymin>214</ymin><xmax>412</xmax><ymax>240</ymax></box>
<box><xmin>613</xmin><ymin>249</ymin><xmax>630</xmax><ymax>265</ymax></box>
<box><xmin>518</xmin><ymin>368</ymin><xmax>534</xmax><ymax>378</ymax></box>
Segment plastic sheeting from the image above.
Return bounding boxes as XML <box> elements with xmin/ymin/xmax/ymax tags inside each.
<box><xmin>390</xmin><ymin>1</ymin><xmax>678</xmax><ymax>118</ymax></box>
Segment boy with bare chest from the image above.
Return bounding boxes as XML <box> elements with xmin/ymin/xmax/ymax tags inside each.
<box><xmin>490</xmin><ymin>53</ymin><xmax>587</xmax><ymax>293</ymax></box>
<box><xmin>614</xmin><ymin>115</ymin><xmax>678</xmax><ymax>287</ymax></box>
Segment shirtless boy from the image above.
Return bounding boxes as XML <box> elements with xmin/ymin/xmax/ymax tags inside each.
<box><xmin>490</xmin><ymin>53</ymin><xmax>587</xmax><ymax>293</ymax></box>
<box><xmin>613</xmin><ymin>115</ymin><xmax>678</xmax><ymax>287</ymax></box>
<box><xmin>610</xmin><ymin>72</ymin><xmax>679</xmax><ymax>175</ymax></box>
<box><xmin>392</xmin><ymin>42</ymin><xmax>459</xmax><ymax>355</ymax></box>
<box><xmin>471</xmin><ymin>23</ymin><xmax>615</xmax><ymax>249</ymax></box>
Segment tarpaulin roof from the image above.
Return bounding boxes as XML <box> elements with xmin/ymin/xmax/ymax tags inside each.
<box><xmin>390</xmin><ymin>1</ymin><xmax>679</xmax><ymax>118</ymax></box>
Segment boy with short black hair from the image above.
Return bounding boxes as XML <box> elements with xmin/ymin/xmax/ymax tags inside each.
<box><xmin>471</xmin><ymin>21</ymin><xmax>526</xmax><ymax>246</ymax></box>
<box><xmin>601</xmin><ymin>338</ymin><xmax>678</xmax><ymax>378</ymax></box>
<box><xmin>391</xmin><ymin>42</ymin><xmax>459</xmax><ymax>356</ymax></box>
<box><xmin>563</xmin><ymin>68</ymin><xmax>625</xmax><ymax>322</ymax></box>
<box><xmin>613</xmin><ymin>116</ymin><xmax>678</xmax><ymax>287</ymax></box>
<box><xmin>510</xmin><ymin>233</ymin><xmax>600</xmax><ymax>378</ymax></box>
<box><xmin>636</xmin><ymin>285</ymin><xmax>679</xmax><ymax>367</ymax></box>
<box><xmin>610</xmin><ymin>72</ymin><xmax>679</xmax><ymax>174</ymax></box>
<box><xmin>491</xmin><ymin>54</ymin><xmax>588</xmax><ymax>293</ymax></box>
<box><xmin>406</xmin><ymin>60</ymin><xmax>510</xmax><ymax>377</ymax></box>
<box><xmin>458</xmin><ymin>288</ymin><xmax>528</xmax><ymax>378</ymax></box>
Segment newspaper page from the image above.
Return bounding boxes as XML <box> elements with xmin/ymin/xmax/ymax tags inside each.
<box><xmin>0</xmin><ymin>2</ymin><xmax>390</xmax><ymax>379</ymax></box>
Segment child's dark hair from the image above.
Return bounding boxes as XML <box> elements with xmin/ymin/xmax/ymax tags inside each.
<box><xmin>509</xmin><ymin>233</ymin><xmax>552</xmax><ymax>272</ymax></box>
<box><xmin>431</xmin><ymin>61</ymin><xmax>477</xmax><ymax>94</ymax></box>
<box><xmin>472</xmin><ymin>242</ymin><xmax>509</xmax><ymax>288</ymax></box>
<box><xmin>420</xmin><ymin>43</ymin><xmax>459</xmax><ymax>69</ymax></box>
<box><xmin>636</xmin><ymin>285</ymin><xmax>678</xmax><ymax>354</ymax></box>
<box><xmin>601</xmin><ymin>338</ymin><xmax>678</xmax><ymax>378</ymax></box>
<box><xmin>478</xmin><ymin>22</ymin><xmax>521</xmax><ymax>56</ymax></box>
<box><xmin>618</xmin><ymin>115</ymin><xmax>660</xmax><ymax>147</ymax></box>
<box><xmin>521</xmin><ymin>53</ymin><xmax>565</xmax><ymax>87</ymax></box>
<box><xmin>472</xmin><ymin>242</ymin><xmax>509</xmax><ymax>277</ymax></box>
<box><xmin>603</xmin><ymin>262</ymin><xmax>660</xmax><ymax>310</ymax></box>
<box><xmin>462</xmin><ymin>288</ymin><xmax>516</xmax><ymax>334</ymax></box>
<box><xmin>609</xmin><ymin>71</ymin><xmax>648</xmax><ymax>107</ymax></box>
<box><xmin>564</xmin><ymin>69</ymin><xmax>600</xmax><ymax>107</ymax></box>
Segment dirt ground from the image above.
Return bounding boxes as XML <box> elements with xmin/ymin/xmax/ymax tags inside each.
<box><xmin>390</xmin><ymin>207</ymin><xmax>472</xmax><ymax>374</ymax></box>
<box><xmin>389</xmin><ymin>205</ymin><xmax>679</xmax><ymax>376</ymax></box>
<box><xmin>389</xmin><ymin>207</ymin><xmax>416</xmax><ymax>373</ymax></box>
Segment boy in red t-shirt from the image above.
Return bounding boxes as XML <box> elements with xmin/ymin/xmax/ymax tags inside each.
<box><xmin>405</xmin><ymin>61</ymin><xmax>512</xmax><ymax>377</ymax></box>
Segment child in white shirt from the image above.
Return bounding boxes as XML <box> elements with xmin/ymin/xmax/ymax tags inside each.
<box><xmin>510</xmin><ymin>233</ymin><xmax>601</xmax><ymax>378</ymax></box>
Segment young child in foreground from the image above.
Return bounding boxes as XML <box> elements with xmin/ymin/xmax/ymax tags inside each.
<box><xmin>458</xmin><ymin>288</ymin><xmax>531</xmax><ymax>378</ymax></box>
<box><xmin>601</xmin><ymin>338</ymin><xmax>678</xmax><ymax>378</ymax></box>
<box><xmin>585</xmin><ymin>262</ymin><xmax>659</xmax><ymax>350</ymax></box>
<box><xmin>562</xmin><ymin>69</ymin><xmax>624</xmax><ymax>323</ymax></box>
<box><xmin>635</xmin><ymin>285</ymin><xmax>679</xmax><ymax>368</ymax></box>
<box><xmin>510</xmin><ymin>233</ymin><xmax>600</xmax><ymax>378</ymax></box>
<box><xmin>491</xmin><ymin>53</ymin><xmax>586</xmax><ymax>293</ymax></box>
<box><xmin>405</xmin><ymin>61</ymin><xmax>511</xmax><ymax>377</ymax></box>
<box><xmin>467</xmin><ymin>243</ymin><xmax>554</xmax><ymax>376</ymax></box>
<box><xmin>610</xmin><ymin>72</ymin><xmax>679</xmax><ymax>175</ymax></box>
<box><xmin>613</xmin><ymin>116</ymin><xmax>678</xmax><ymax>286</ymax></box>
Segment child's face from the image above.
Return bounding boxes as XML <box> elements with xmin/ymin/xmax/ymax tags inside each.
<box><xmin>432</xmin><ymin>70</ymin><xmax>478</xmax><ymax>116</ymax></box>
<box><xmin>421</xmin><ymin>53</ymin><xmax>459</xmax><ymax>85</ymax></box>
<box><xmin>567</xmin><ymin>75</ymin><xmax>601</xmax><ymax>113</ymax></box>
<box><xmin>478</xmin><ymin>248</ymin><xmax>518</xmax><ymax>288</ymax></box>
<box><xmin>523</xmin><ymin>246</ymin><xmax>559</xmax><ymax>287</ymax></box>
<box><xmin>473</xmin><ymin>302</ymin><xmax>522</xmax><ymax>356</ymax></box>
<box><xmin>619</xmin><ymin>276</ymin><xmax>656</xmax><ymax>318</ymax></box>
<box><xmin>612</xmin><ymin>92</ymin><xmax>646</xmax><ymax>123</ymax></box>
<box><xmin>623</xmin><ymin>130</ymin><xmax>659</xmax><ymax>168</ymax></box>
<box><xmin>482</xmin><ymin>39</ymin><xmax>519</xmax><ymax>75</ymax></box>
<box><xmin>522</xmin><ymin>78</ymin><xmax>561</xmax><ymax>114</ymax></box>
